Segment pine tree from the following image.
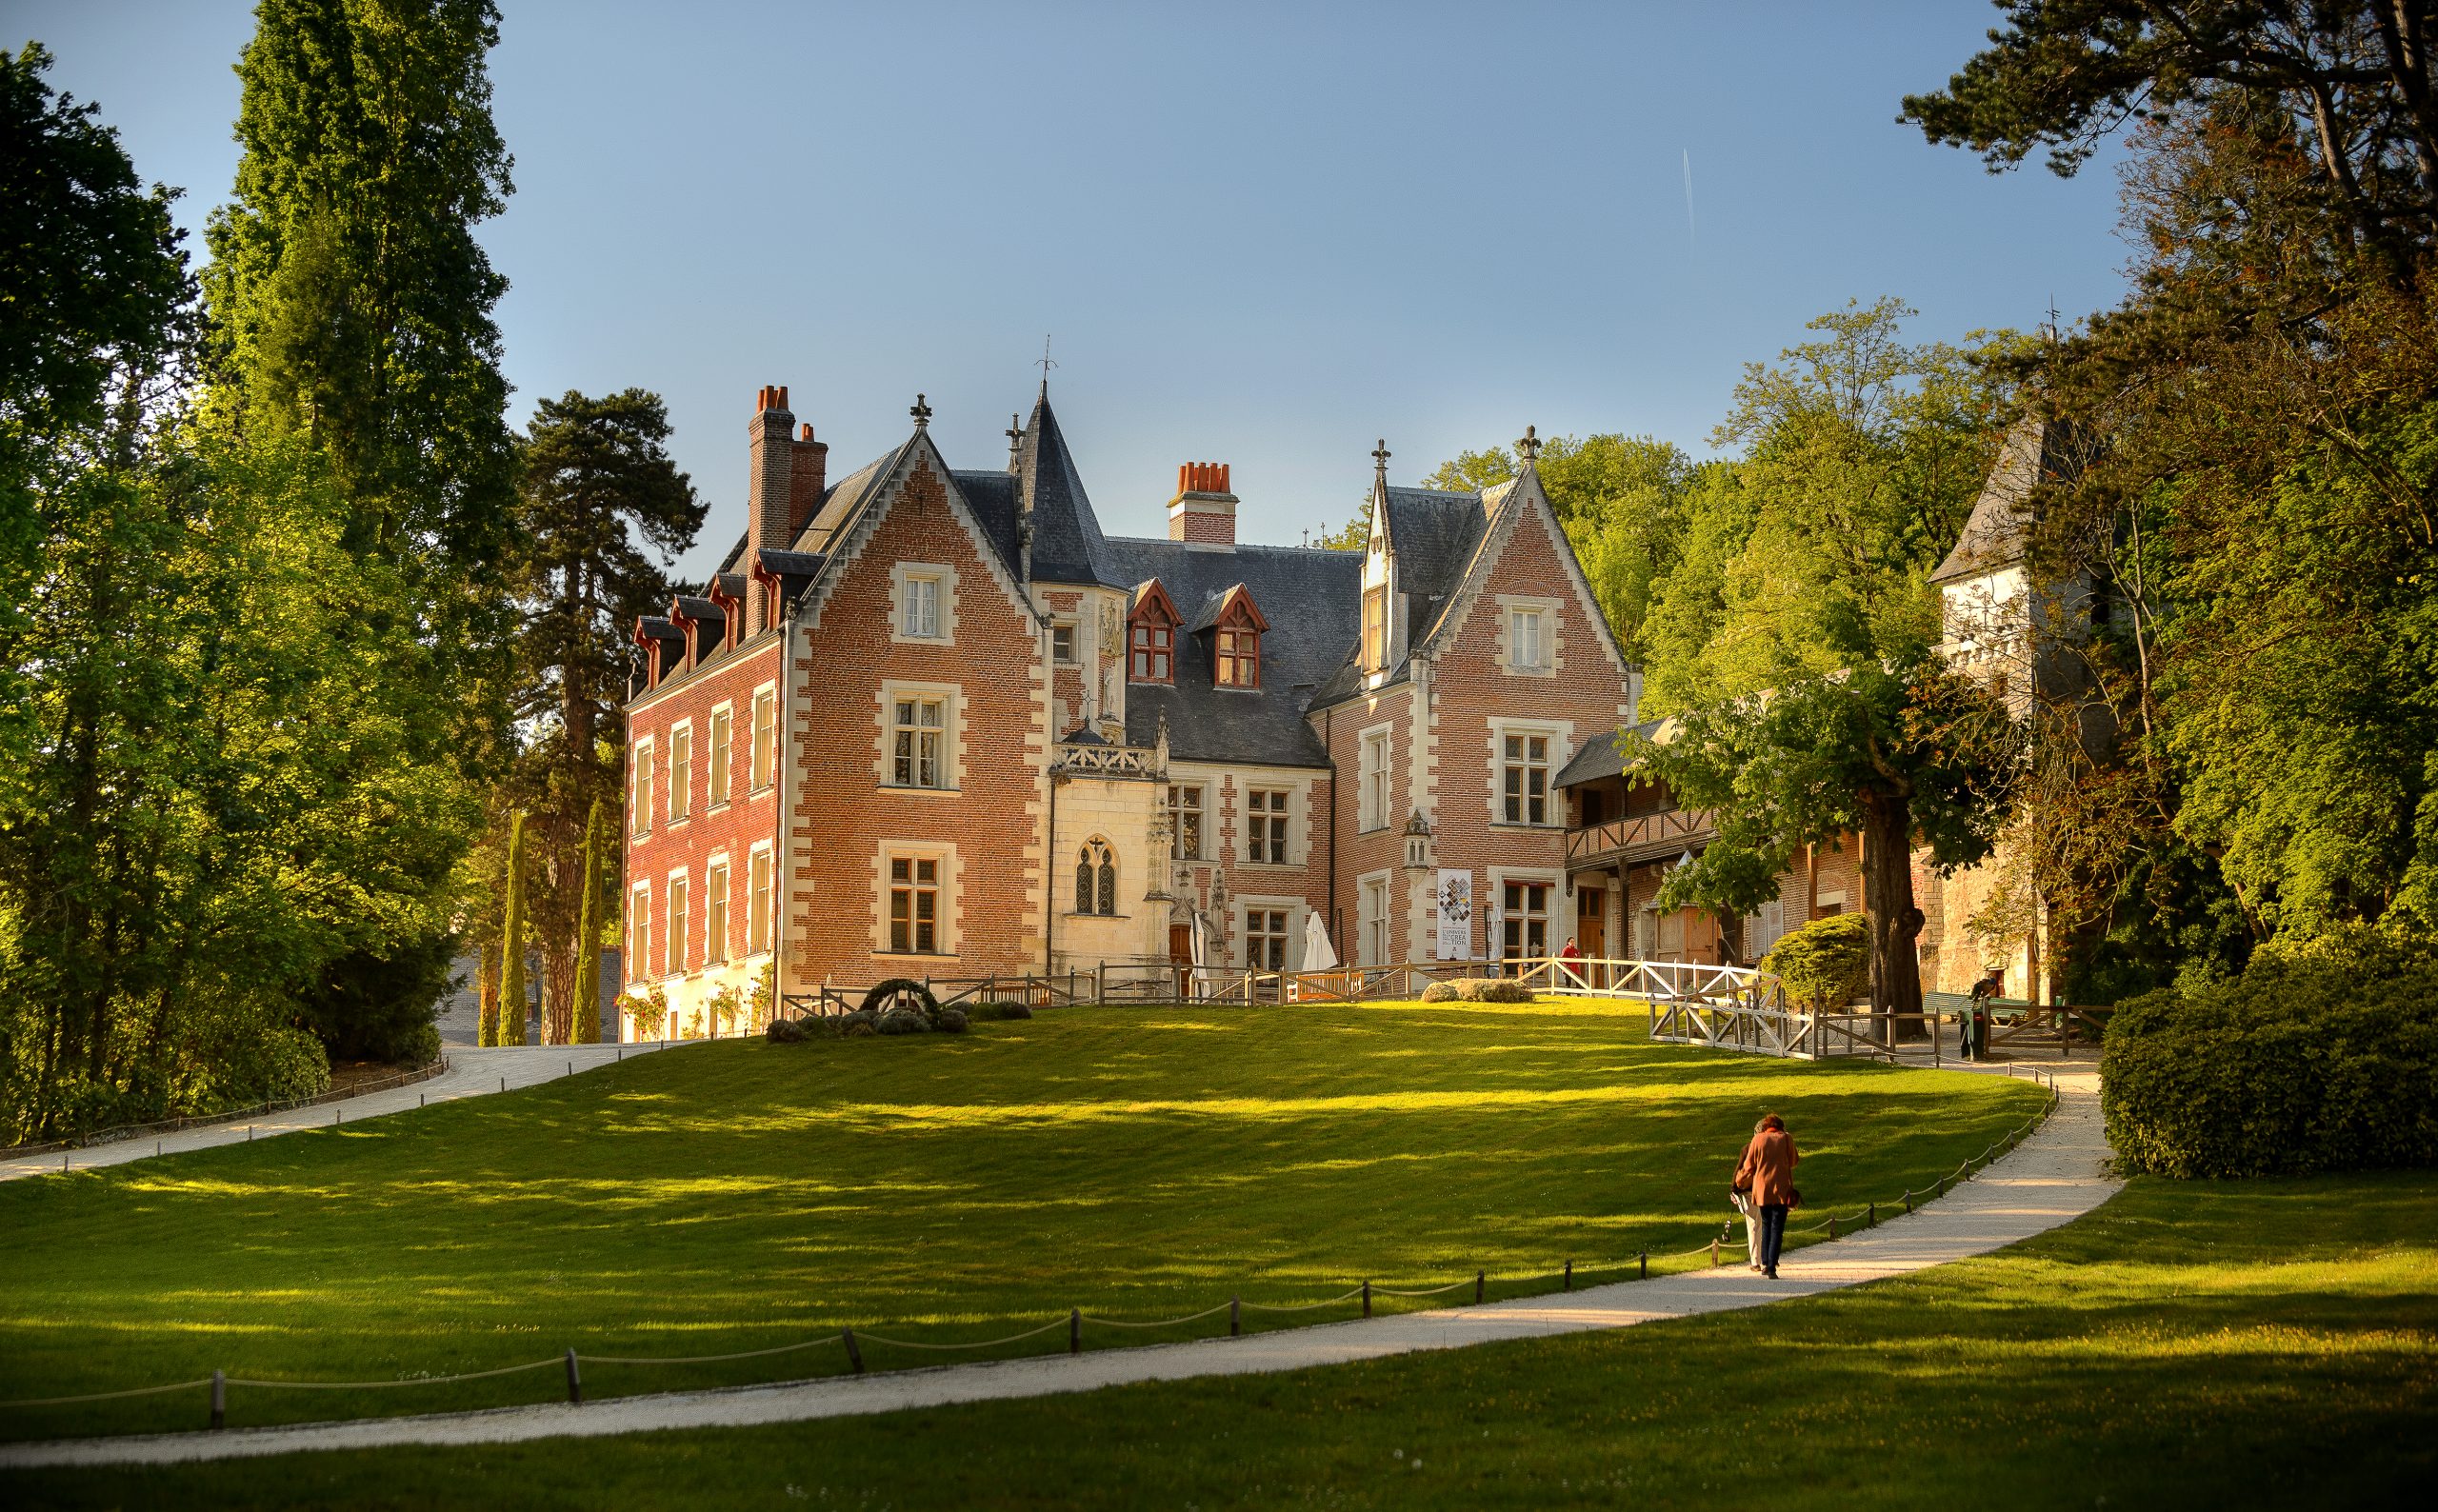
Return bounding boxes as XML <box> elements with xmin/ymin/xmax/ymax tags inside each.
<box><xmin>571</xmin><ymin>800</ymin><xmax>605</xmax><ymax>1044</ymax></box>
<box><xmin>497</xmin><ymin>811</ymin><xmax>528</xmax><ymax>1047</ymax></box>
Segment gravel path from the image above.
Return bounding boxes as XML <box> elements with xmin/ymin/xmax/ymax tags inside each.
<box><xmin>0</xmin><ymin>1064</ymin><xmax>2112</xmax><ymax>1469</ymax></box>
<box><xmin>0</xmin><ymin>1044</ymin><xmax>679</xmax><ymax>1184</ymax></box>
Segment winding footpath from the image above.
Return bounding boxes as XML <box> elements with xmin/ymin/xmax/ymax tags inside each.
<box><xmin>0</xmin><ymin>1044</ymin><xmax>677</xmax><ymax>1184</ymax></box>
<box><xmin>0</xmin><ymin>1062</ymin><xmax>2114</xmax><ymax>1470</ymax></box>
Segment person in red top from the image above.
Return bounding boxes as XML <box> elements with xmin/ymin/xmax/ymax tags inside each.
<box><xmin>1733</xmin><ymin>1113</ymin><xmax>1800</xmax><ymax>1279</ymax></box>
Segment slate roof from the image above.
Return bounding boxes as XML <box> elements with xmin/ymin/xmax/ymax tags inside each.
<box><xmin>950</xmin><ymin>469</ymin><xmax>1026</xmax><ymax>583</ymax></box>
<box><xmin>1101</xmin><ymin>538</ymin><xmax>1362</xmax><ymax>768</ymax></box>
<box><xmin>1930</xmin><ymin>418</ymin><xmax>2076</xmax><ymax>586</ymax></box>
<box><xmin>1553</xmin><ymin>716</ymin><xmax>1676</xmax><ymax>788</ymax></box>
<box><xmin>1015</xmin><ymin>388</ymin><xmax>1124</xmax><ymax>587</ymax></box>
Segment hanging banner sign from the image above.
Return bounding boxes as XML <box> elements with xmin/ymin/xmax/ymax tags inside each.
<box><xmin>1435</xmin><ymin>868</ymin><xmax>1473</xmax><ymax>961</ymax></box>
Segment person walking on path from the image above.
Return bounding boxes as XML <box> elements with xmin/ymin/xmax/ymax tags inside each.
<box><xmin>1734</xmin><ymin>1114</ymin><xmax>1800</xmax><ymax>1279</ymax></box>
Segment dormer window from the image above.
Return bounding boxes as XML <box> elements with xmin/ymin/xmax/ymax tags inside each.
<box><xmin>1209</xmin><ymin>587</ymin><xmax>1268</xmax><ymax>690</ymax></box>
<box><xmin>1362</xmin><ymin>587</ymin><xmax>1388</xmax><ymax>669</ymax></box>
<box><xmin>1128</xmin><ymin>581</ymin><xmax>1182</xmax><ymax>685</ymax></box>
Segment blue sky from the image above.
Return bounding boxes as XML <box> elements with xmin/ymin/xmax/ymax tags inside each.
<box><xmin>23</xmin><ymin>2</ymin><xmax>2130</xmax><ymax>580</ymax></box>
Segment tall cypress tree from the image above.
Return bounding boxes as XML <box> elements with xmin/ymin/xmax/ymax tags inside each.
<box><xmin>497</xmin><ymin>810</ymin><xmax>528</xmax><ymax>1047</ymax></box>
<box><xmin>570</xmin><ymin>800</ymin><xmax>605</xmax><ymax>1044</ymax></box>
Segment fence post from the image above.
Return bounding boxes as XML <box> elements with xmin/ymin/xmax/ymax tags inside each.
<box><xmin>210</xmin><ymin>1368</ymin><xmax>226</xmax><ymax>1430</ymax></box>
<box><xmin>1710</xmin><ymin>1236</ymin><xmax>1720</xmax><ymax>1268</ymax></box>
<box><xmin>1095</xmin><ymin>963</ymin><xmax>1106</xmax><ymax>1005</ymax></box>
<box><xmin>842</xmin><ymin>1327</ymin><xmax>864</xmax><ymax>1374</ymax></box>
<box><xmin>1069</xmin><ymin>1307</ymin><xmax>1082</xmax><ymax>1354</ymax></box>
<box><xmin>565</xmin><ymin>1348</ymin><xmax>583</xmax><ymax>1404</ymax></box>
<box><xmin>1828</xmin><ymin>1214</ymin><xmax>1838</xmax><ymax>1239</ymax></box>
<box><xmin>1230</xmin><ymin>1296</ymin><xmax>1241</xmax><ymax>1338</ymax></box>
<box><xmin>1475</xmin><ymin>1270</ymin><xmax>1485</xmax><ymax>1304</ymax></box>
<box><xmin>1362</xmin><ymin>1280</ymin><xmax>1372</xmax><ymax>1318</ymax></box>
<box><xmin>1563</xmin><ymin>1260</ymin><xmax>1572</xmax><ymax>1292</ymax></box>
<box><xmin>1868</xmin><ymin>1202</ymin><xmax>1876</xmax><ymax>1228</ymax></box>
<box><xmin>1639</xmin><ymin>1252</ymin><xmax>1648</xmax><ymax>1281</ymax></box>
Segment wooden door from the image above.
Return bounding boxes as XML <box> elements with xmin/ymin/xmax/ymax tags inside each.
<box><xmin>1575</xmin><ymin>888</ymin><xmax>1605</xmax><ymax>959</ymax></box>
<box><xmin>1169</xmin><ymin>924</ymin><xmax>1192</xmax><ymax>965</ymax></box>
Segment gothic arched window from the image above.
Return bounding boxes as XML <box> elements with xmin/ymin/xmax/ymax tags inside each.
<box><xmin>1075</xmin><ymin>840</ymin><xmax>1117</xmax><ymax>916</ymax></box>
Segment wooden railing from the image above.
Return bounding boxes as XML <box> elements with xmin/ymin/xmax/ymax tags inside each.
<box><xmin>1564</xmin><ymin>806</ymin><xmax>1717</xmax><ymax>868</ymax></box>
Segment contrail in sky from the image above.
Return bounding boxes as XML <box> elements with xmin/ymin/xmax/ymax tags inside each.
<box><xmin>1682</xmin><ymin>149</ymin><xmax>1697</xmax><ymax>255</ymax></box>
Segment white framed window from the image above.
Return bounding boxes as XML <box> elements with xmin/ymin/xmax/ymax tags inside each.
<box><xmin>1362</xmin><ymin>587</ymin><xmax>1388</xmax><ymax>669</ymax></box>
<box><xmin>705</xmin><ymin>859</ymin><xmax>730</xmax><ymax>965</ymax></box>
<box><xmin>1359</xmin><ymin>726</ymin><xmax>1391</xmax><ymax>832</ymax></box>
<box><xmin>708</xmin><ymin>703</ymin><xmax>732</xmax><ymax>806</ymax></box>
<box><xmin>749</xmin><ymin>685</ymin><xmax>777</xmax><ymax>792</ymax></box>
<box><xmin>1502</xmin><ymin>731</ymin><xmax>1550</xmax><ymax>826</ymax></box>
<box><xmin>891</xmin><ymin>563</ymin><xmax>955</xmax><ymax>644</ymax></box>
<box><xmin>1168</xmin><ymin>784</ymin><xmax>1204</xmax><ymax>860</ymax></box>
<box><xmin>1500</xmin><ymin>877</ymin><xmax>1552</xmax><ymax>961</ymax></box>
<box><xmin>891</xmin><ymin>695</ymin><xmax>948</xmax><ymax>788</ymax></box>
<box><xmin>1050</xmin><ymin>621</ymin><xmax>1078</xmax><ymax>665</ymax></box>
<box><xmin>1074</xmin><ymin>839</ymin><xmax>1118</xmax><ymax>915</ymax></box>
<box><xmin>1358</xmin><ymin>872</ymin><xmax>1390</xmax><ymax>966</ymax></box>
<box><xmin>630</xmin><ymin>740</ymin><xmax>653</xmax><ymax>836</ymax></box>
<box><xmin>888</xmin><ymin>854</ymin><xmax>942</xmax><ymax>953</ymax></box>
<box><xmin>1246</xmin><ymin>788</ymin><xmax>1289</xmax><ymax>865</ymax></box>
<box><xmin>665</xmin><ymin>871</ymin><xmax>689</xmax><ymax>978</ymax></box>
<box><xmin>629</xmin><ymin>883</ymin><xmax>649</xmax><ymax>992</ymax></box>
<box><xmin>669</xmin><ymin>722</ymin><xmax>693</xmax><ymax>824</ymax></box>
<box><xmin>1245</xmin><ymin>906</ymin><xmax>1290</xmax><ymax>970</ymax></box>
<box><xmin>748</xmin><ymin>844</ymin><xmax>774</xmax><ymax>955</ymax></box>
<box><xmin>1500</xmin><ymin>596</ymin><xmax>1560</xmax><ymax>675</ymax></box>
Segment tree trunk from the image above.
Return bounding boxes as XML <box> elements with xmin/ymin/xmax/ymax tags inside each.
<box><xmin>542</xmin><ymin>941</ymin><xmax>577</xmax><ymax>1046</ymax></box>
<box><xmin>1857</xmin><ymin>788</ymin><xmax>1927</xmax><ymax>1042</ymax></box>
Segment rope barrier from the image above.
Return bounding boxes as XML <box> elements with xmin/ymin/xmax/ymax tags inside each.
<box><xmin>4</xmin><ymin>1085</ymin><xmax>2068</xmax><ymax>1416</ymax></box>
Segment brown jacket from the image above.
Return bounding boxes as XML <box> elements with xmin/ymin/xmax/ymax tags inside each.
<box><xmin>1735</xmin><ymin>1127</ymin><xmax>1799</xmax><ymax>1207</ymax></box>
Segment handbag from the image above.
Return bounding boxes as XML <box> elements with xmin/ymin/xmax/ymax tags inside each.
<box><xmin>1788</xmin><ymin>1187</ymin><xmax>1803</xmax><ymax>1209</ymax></box>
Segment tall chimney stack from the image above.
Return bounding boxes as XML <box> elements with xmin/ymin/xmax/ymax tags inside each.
<box><xmin>746</xmin><ymin>386</ymin><xmax>794</xmax><ymax>634</ymax></box>
<box><xmin>789</xmin><ymin>422</ymin><xmax>829</xmax><ymax>541</ymax></box>
<box><xmin>1168</xmin><ymin>461</ymin><xmax>1237</xmax><ymax>546</ymax></box>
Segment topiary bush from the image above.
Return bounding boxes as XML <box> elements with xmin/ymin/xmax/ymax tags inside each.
<box><xmin>764</xmin><ymin>1017</ymin><xmax>808</xmax><ymax>1044</ymax></box>
<box><xmin>1435</xmin><ymin>978</ymin><xmax>1535</xmax><ymax>1004</ymax></box>
<box><xmin>1419</xmin><ymin>982</ymin><xmax>1461</xmax><ymax>1003</ymax></box>
<box><xmin>2102</xmin><ymin>926</ymin><xmax>2438</xmax><ymax>1178</ymax></box>
<box><xmin>1759</xmin><ymin>913</ymin><xmax>1871</xmax><ymax>1010</ymax></box>
<box><xmin>841</xmin><ymin>1019</ymin><xmax>878</xmax><ymax>1038</ymax></box>
<box><xmin>876</xmin><ymin>1008</ymin><xmax>929</xmax><ymax>1036</ymax></box>
<box><xmin>935</xmin><ymin>1007</ymin><xmax>969</xmax><ymax>1034</ymax></box>
<box><xmin>979</xmin><ymin>1001</ymin><xmax>1032</xmax><ymax>1021</ymax></box>
<box><xmin>861</xmin><ymin>978</ymin><xmax>942</xmax><ymax>1020</ymax></box>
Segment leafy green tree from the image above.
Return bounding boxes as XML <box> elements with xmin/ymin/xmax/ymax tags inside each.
<box><xmin>503</xmin><ymin>388</ymin><xmax>699</xmax><ymax>1029</ymax></box>
<box><xmin>571</xmin><ymin>800</ymin><xmax>606</xmax><ymax>1044</ymax></box>
<box><xmin>1631</xmin><ymin>300</ymin><xmax>2024</xmax><ymax>1026</ymax></box>
<box><xmin>1420</xmin><ymin>447</ymin><xmax>1518</xmax><ymax>494</ymax></box>
<box><xmin>497</xmin><ymin>810</ymin><xmax>528</xmax><ymax>1047</ymax></box>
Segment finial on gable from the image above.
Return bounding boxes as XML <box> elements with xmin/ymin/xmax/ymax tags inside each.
<box><xmin>1371</xmin><ymin>438</ymin><xmax>1390</xmax><ymax>479</ymax></box>
<box><xmin>910</xmin><ymin>393</ymin><xmax>932</xmax><ymax>429</ymax></box>
<box><xmin>1515</xmin><ymin>425</ymin><xmax>1542</xmax><ymax>464</ymax></box>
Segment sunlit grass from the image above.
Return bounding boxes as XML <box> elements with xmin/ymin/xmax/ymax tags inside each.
<box><xmin>0</xmin><ymin>1000</ymin><xmax>2043</xmax><ymax>1440</ymax></box>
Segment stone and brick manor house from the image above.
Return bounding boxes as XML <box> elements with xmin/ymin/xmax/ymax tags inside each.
<box><xmin>619</xmin><ymin>378</ymin><xmax>1648</xmax><ymax>1030</ymax></box>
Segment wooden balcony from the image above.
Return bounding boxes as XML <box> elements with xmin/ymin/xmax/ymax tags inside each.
<box><xmin>1565</xmin><ymin>806</ymin><xmax>1716</xmax><ymax>870</ymax></box>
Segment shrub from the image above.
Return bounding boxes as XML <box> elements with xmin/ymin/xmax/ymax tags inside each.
<box><xmin>841</xmin><ymin>1019</ymin><xmax>878</xmax><ymax>1038</ymax></box>
<box><xmin>765</xmin><ymin>1017</ymin><xmax>808</xmax><ymax>1044</ymax></box>
<box><xmin>2102</xmin><ymin>925</ymin><xmax>2438</xmax><ymax>1178</ymax></box>
<box><xmin>876</xmin><ymin>1008</ymin><xmax>929</xmax><ymax>1036</ymax></box>
<box><xmin>625</xmin><ymin>986</ymin><xmax>669</xmax><ymax>1041</ymax></box>
<box><xmin>935</xmin><ymin>1007</ymin><xmax>970</xmax><ymax>1034</ymax></box>
<box><xmin>1419</xmin><ymin>982</ymin><xmax>1461</xmax><ymax>1003</ymax></box>
<box><xmin>1760</xmin><ymin>913</ymin><xmax>1871</xmax><ymax>1010</ymax></box>
<box><xmin>1435</xmin><ymin>978</ymin><xmax>1534</xmax><ymax>1004</ymax></box>
<box><xmin>215</xmin><ymin>1025</ymin><xmax>331</xmax><ymax>1106</ymax></box>
<box><xmin>979</xmin><ymin>1001</ymin><xmax>1033</xmax><ymax>1021</ymax></box>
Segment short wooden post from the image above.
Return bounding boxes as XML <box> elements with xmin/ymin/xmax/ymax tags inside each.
<box><xmin>1069</xmin><ymin>1307</ymin><xmax>1082</xmax><ymax>1354</ymax></box>
<box><xmin>1904</xmin><ymin>1190</ymin><xmax>1913</xmax><ymax>1214</ymax></box>
<box><xmin>565</xmin><ymin>1348</ymin><xmax>582</xmax><ymax>1404</ymax></box>
<box><xmin>334</xmin><ymin>1106</ymin><xmax>341</xmax><ymax>1125</ymax></box>
<box><xmin>61</xmin><ymin>1151</ymin><xmax>68</xmax><ymax>1174</ymax></box>
<box><xmin>1229</xmin><ymin>1297</ymin><xmax>1241</xmax><ymax>1337</ymax></box>
<box><xmin>1868</xmin><ymin>1202</ymin><xmax>1876</xmax><ymax>1227</ymax></box>
<box><xmin>1362</xmin><ymin>1281</ymin><xmax>1372</xmax><ymax>1318</ymax></box>
<box><xmin>1639</xmin><ymin>1252</ymin><xmax>1648</xmax><ymax>1281</ymax></box>
<box><xmin>1475</xmin><ymin>1270</ymin><xmax>1485</xmax><ymax>1304</ymax></box>
<box><xmin>420</xmin><ymin>1093</ymin><xmax>426</xmax><ymax>1108</ymax></box>
<box><xmin>1828</xmin><ymin>1214</ymin><xmax>1838</xmax><ymax>1239</ymax></box>
<box><xmin>1710</xmin><ymin>1236</ymin><xmax>1720</xmax><ymax>1267</ymax></box>
<box><xmin>842</xmin><ymin>1327</ymin><xmax>864</xmax><ymax>1374</ymax></box>
<box><xmin>568</xmin><ymin>1061</ymin><xmax>573</xmax><ymax>1077</ymax></box>
<box><xmin>500</xmin><ymin>1076</ymin><xmax>506</xmax><ymax>1093</ymax></box>
<box><xmin>210</xmin><ymin>1369</ymin><xmax>226</xmax><ymax>1430</ymax></box>
<box><xmin>1563</xmin><ymin>1261</ymin><xmax>1572</xmax><ymax>1292</ymax></box>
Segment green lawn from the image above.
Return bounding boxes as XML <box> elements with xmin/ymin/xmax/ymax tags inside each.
<box><xmin>13</xmin><ymin>1170</ymin><xmax>2431</xmax><ymax>1510</ymax></box>
<box><xmin>0</xmin><ymin>1000</ymin><xmax>2044</xmax><ymax>1442</ymax></box>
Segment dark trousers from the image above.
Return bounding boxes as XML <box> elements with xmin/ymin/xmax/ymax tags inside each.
<box><xmin>1758</xmin><ymin>1204</ymin><xmax>1789</xmax><ymax>1273</ymax></box>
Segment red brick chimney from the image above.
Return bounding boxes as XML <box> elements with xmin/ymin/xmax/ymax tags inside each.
<box><xmin>789</xmin><ymin>421</ymin><xmax>828</xmax><ymax>540</ymax></box>
<box><xmin>1168</xmin><ymin>461</ymin><xmax>1236</xmax><ymax>546</ymax></box>
<box><xmin>746</xmin><ymin>386</ymin><xmax>793</xmax><ymax>635</ymax></box>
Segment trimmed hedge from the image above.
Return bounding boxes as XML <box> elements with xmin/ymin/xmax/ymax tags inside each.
<box><xmin>1760</xmin><ymin>913</ymin><xmax>1870</xmax><ymax>1010</ymax></box>
<box><xmin>2102</xmin><ymin>927</ymin><xmax>2438</xmax><ymax>1178</ymax></box>
<box><xmin>1421</xmin><ymin>978</ymin><xmax>1534</xmax><ymax>1004</ymax></box>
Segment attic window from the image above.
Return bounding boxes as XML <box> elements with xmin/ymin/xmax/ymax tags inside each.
<box><xmin>1128</xmin><ymin>582</ymin><xmax>1181</xmax><ymax>685</ymax></box>
<box><xmin>1212</xmin><ymin>590</ymin><xmax>1267</xmax><ymax>689</ymax></box>
<box><xmin>1362</xmin><ymin>587</ymin><xmax>1388</xmax><ymax>669</ymax></box>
